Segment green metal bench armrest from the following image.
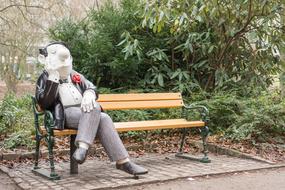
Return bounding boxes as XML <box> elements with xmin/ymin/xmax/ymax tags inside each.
<box><xmin>183</xmin><ymin>104</ymin><xmax>209</xmax><ymax>123</ymax></box>
<box><xmin>31</xmin><ymin>96</ymin><xmax>44</xmax><ymax>116</ymax></box>
<box><xmin>31</xmin><ymin>96</ymin><xmax>55</xmax><ymax>135</ymax></box>
<box><xmin>44</xmin><ymin>110</ymin><xmax>55</xmax><ymax>132</ymax></box>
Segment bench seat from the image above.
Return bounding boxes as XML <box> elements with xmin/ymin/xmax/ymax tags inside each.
<box><xmin>40</xmin><ymin>119</ymin><xmax>205</xmax><ymax>136</ymax></box>
<box><xmin>32</xmin><ymin>92</ymin><xmax>210</xmax><ymax>180</ymax></box>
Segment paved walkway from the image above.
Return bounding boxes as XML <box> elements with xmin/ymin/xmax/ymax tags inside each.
<box><xmin>1</xmin><ymin>153</ymin><xmax>284</xmax><ymax>190</ymax></box>
<box><xmin>118</xmin><ymin>167</ymin><xmax>285</xmax><ymax>190</ymax></box>
<box><xmin>0</xmin><ymin>171</ymin><xmax>20</xmax><ymax>190</ymax></box>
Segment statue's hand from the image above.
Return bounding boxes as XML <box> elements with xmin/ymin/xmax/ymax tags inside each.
<box><xmin>81</xmin><ymin>90</ymin><xmax>97</xmax><ymax>112</ymax></box>
<box><xmin>46</xmin><ymin>65</ymin><xmax>60</xmax><ymax>83</ymax></box>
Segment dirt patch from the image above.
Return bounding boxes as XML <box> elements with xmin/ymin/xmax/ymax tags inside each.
<box><xmin>207</xmin><ymin>135</ymin><xmax>285</xmax><ymax>163</ymax></box>
<box><xmin>1</xmin><ymin>132</ymin><xmax>284</xmax><ymax>168</ymax></box>
<box><xmin>0</xmin><ymin>81</ymin><xmax>35</xmax><ymax>99</ymax></box>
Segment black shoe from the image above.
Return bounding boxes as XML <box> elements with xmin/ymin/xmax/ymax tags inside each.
<box><xmin>116</xmin><ymin>161</ymin><xmax>148</xmax><ymax>175</ymax></box>
<box><xmin>72</xmin><ymin>147</ymin><xmax>88</xmax><ymax>164</ymax></box>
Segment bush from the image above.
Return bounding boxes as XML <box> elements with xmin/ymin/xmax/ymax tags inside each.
<box><xmin>107</xmin><ymin>108</ymin><xmax>182</xmax><ymax>122</ymax></box>
<box><xmin>3</xmin><ymin>130</ymin><xmax>35</xmax><ymax>150</ymax></box>
<box><xmin>1</xmin><ymin>90</ymin><xmax>284</xmax><ymax>149</ymax></box>
<box><xmin>49</xmin><ymin>0</ymin><xmax>284</xmax><ymax>95</ymax></box>
<box><xmin>0</xmin><ymin>93</ymin><xmax>34</xmax><ymax>136</ymax></box>
<box><xmin>192</xmin><ymin>91</ymin><xmax>285</xmax><ymax>142</ymax></box>
<box><xmin>107</xmin><ymin>90</ymin><xmax>285</xmax><ymax>142</ymax></box>
<box><xmin>0</xmin><ymin>93</ymin><xmax>34</xmax><ymax>150</ymax></box>
<box><xmin>49</xmin><ymin>0</ymin><xmax>142</xmax><ymax>89</ymax></box>
<box><xmin>225</xmin><ymin>95</ymin><xmax>285</xmax><ymax>141</ymax></box>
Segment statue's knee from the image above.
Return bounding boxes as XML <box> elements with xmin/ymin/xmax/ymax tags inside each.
<box><xmin>100</xmin><ymin>113</ymin><xmax>114</xmax><ymax>128</ymax></box>
<box><xmin>93</xmin><ymin>102</ymin><xmax>101</xmax><ymax>112</ymax></box>
<box><xmin>100</xmin><ymin>112</ymin><xmax>111</xmax><ymax>121</ymax></box>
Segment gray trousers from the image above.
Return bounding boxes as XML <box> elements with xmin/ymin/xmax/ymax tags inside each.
<box><xmin>64</xmin><ymin>104</ymin><xmax>129</xmax><ymax>162</ymax></box>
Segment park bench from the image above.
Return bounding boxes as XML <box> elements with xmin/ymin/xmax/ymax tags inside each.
<box><xmin>31</xmin><ymin>92</ymin><xmax>210</xmax><ymax>180</ymax></box>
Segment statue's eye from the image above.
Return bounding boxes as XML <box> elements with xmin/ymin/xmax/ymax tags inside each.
<box><xmin>51</xmin><ymin>50</ymin><xmax>56</xmax><ymax>54</ymax></box>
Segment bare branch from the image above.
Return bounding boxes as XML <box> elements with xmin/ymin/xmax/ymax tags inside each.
<box><xmin>0</xmin><ymin>42</ymin><xmax>29</xmax><ymax>55</ymax></box>
<box><xmin>0</xmin><ymin>4</ymin><xmax>46</xmax><ymax>13</ymax></box>
<box><xmin>15</xmin><ymin>5</ymin><xmax>46</xmax><ymax>31</ymax></box>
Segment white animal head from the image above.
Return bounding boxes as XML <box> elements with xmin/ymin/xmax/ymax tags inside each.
<box><xmin>38</xmin><ymin>42</ymin><xmax>73</xmax><ymax>79</ymax></box>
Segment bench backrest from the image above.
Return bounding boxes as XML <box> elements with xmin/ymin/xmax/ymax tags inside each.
<box><xmin>97</xmin><ymin>93</ymin><xmax>184</xmax><ymax>110</ymax></box>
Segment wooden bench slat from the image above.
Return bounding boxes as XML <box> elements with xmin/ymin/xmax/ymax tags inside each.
<box><xmin>97</xmin><ymin>93</ymin><xmax>182</xmax><ymax>102</ymax></box>
<box><xmin>40</xmin><ymin>127</ymin><xmax>77</xmax><ymax>136</ymax></box>
<box><xmin>115</xmin><ymin>119</ymin><xmax>205</xmax><ymax>132</ymax></box>
<box><xmin>40</xmin><ymin>119</ymin><xmax>205</xmax><ymax>136</ymax></box>
<box><xmin>100</xmin><ymin>100</ymin><xmax>184</xmax><ymax>110</ymax></box>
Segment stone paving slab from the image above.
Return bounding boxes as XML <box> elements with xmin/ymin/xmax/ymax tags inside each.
<box><xmin>2</xmin><ymin>153</ymin><xmax>285</xmax><ymax>190</ymax></box>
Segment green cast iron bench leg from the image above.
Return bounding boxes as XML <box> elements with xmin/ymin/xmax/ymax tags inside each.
<box><xmin>175</xmin><ymin>105</ymin><xmax>211</xmax><ymax>163</ymax></box>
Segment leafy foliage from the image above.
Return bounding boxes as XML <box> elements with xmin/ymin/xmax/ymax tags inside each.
<box><xmin>107</xmin><ymin>108</ymin><xmax>182</xmax><ymax>122</ymax></box>
<box><xmin>131</xmin><ymin>0</ymin><xmax>284</xmax><ymax>92</ymax></box>
<box><xmin>49</xmin><ymin>0</ymin><xmax>142</xmax><ymax>89</ymax></box>
<box><xmin>0</xmin><ymin>93</ymin><xmax>35</xmax><ymax>150</ymax></box>
<box><xmin>0</xmin><ymin>90</ymin><xmax>284</xmax><ymax>149</ymax></box>
<box><xmin>0</xmin><ymin>93</ymin><xmax>34</xmax><ymax>135</ymax></box>
<box><xmin>192</xmin><ymin>91</ymin><xmax>285</xmax><ymax>141</ymax></box>
<box><xmin>49</xmin><ymin>0</ymin><xmax>284</xmax><ymax>94</ymax></box>
<box><xmin>3</xmin><ymin>130</ymin><xmax>35</xmax><ymax>150</ymax></box>
<box><xmin>226</xmin><ymin>96</ymin><xmax>285</xmax><ymax>141</ymax></box>
<box><xmin>1</xmin><ymin>0</ymin><xmax>283</xmax><ymax>149</ymax></box>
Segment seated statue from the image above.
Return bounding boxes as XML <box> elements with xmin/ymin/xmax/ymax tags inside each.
<box><xmin>35</xmin><ymin>42</ymin><xmax>148</xmax><ymax>176</ymax></box>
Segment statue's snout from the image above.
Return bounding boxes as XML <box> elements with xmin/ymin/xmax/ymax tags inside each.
<box><xmin>58</xmin><ymin>48</ymin><xmax>70</xmax><ymax>61</ymax></box>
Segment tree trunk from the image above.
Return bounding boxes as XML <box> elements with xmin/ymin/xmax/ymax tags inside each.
<box><xmin>280</xmin><ymin>14</ymin><xmax>285</xmax><ymax>99</ymax></box>
<box><xmin>3</xmin><ymin>50</ymin><xmax>18</xmax><ymax>94</ymax></box>
<box><xmin>280</xmin><ymin>59</ymin><xmax>285</xmax><ymax>99</ymax></box>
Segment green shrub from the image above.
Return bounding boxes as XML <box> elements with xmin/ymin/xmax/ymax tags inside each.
<box><xmin>225</xmin><ymin>94</ymin><xmax>285</xmax><ymax>141</ymax></box>
<box><xmin>0</xmin><ymin>93</ymin><xmax>34</xmax><ymax>135</ymax></box>
<box><xmin>107</xmin><ymin>108</ymin><xmax>183</xmax><ymax>122</ymax></box>
<box><xmin>192</xmin><ymin>93</ymin><xmax>243</xmax><ymax>132</ymax></box>
<box><xmin>3</xmin><ymin>130</ymin><xmax>35</xmax><ymax>150</ymax></box>
<box><xmin>0</xmin><ymin>90</ymin><xmax>283</xmax><ymax>150</ymax></box>
<box><xmin>49</xmin><ymin>0</ymin><xmax>284</xmax><ymax>95</ymax></box>
<box><xmin>103</xmin><ymin>90</ymin><xmax>285</xmax><ymax>143</ymax></box>
<box><xmin>0</xmin><ymin>93</ymin><xmax>35</xmax><ymax>150</ymax></box>
<box><xmin>192</xmin><ymin>91</ymin><xmax>285</xmax><ymax>142</ymax></box>
<box><xmin>49</xmin><ymin>0</ymin><xmax>142</xmax><ymax>89</ymax></box>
